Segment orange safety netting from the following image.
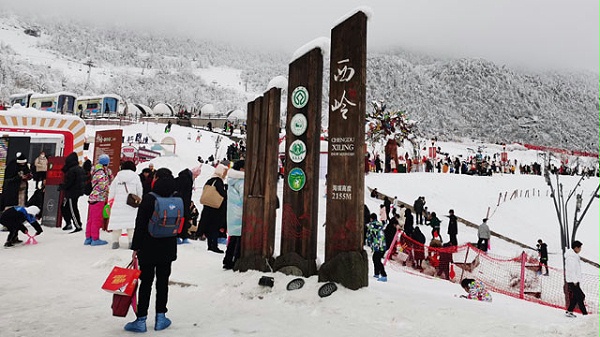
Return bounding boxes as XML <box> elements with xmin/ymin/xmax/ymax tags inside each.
<box><xmin>384</xmin><ymin>231</ymin><xmax>599</xmax><ymax>314</ymax></box>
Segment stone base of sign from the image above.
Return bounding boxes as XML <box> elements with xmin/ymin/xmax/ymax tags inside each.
<box><xmin>234</xmin><ymin>255</ymin><xmax>275</xmax><ymax>273</ymax></box>
<box><xmin>318</xmin><ymin>250</ymin><xmax>369</xmax><ymax>290</ymax></box>
<box><xmin>274</xmin><ymin>252</ymin><xmax>318</xmax><ymax>277</ymax></box>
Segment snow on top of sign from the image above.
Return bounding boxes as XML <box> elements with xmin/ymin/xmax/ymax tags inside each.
<box><xmin>266</xmin><ymin>76</ymin><xmax>288</xmax><ymax>92</ymax></box>
<box><xmin>331</xmin><ymin>6</ymin><xmax>373</xmax><ymax>28</ymax></box>
<box><xmin>290</xmin><ymin>37</ymin><xmax>330</xmax><ymax>63</ymax></box>
<box><xmin>3</xmin><ymin>104</ymin><xmax>83</xmax><ymax>122</ymax></box>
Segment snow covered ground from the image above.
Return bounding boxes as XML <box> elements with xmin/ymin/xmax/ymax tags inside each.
<box><xmin>0</xmin><ymin>121</ymin><xmax>598</xmax><ymax>337</ymax></box>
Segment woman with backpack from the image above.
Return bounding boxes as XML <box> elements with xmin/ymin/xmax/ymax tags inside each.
<box><xmin>126</xmin><ymin>168</ymin><xmax>180</xmax><ymax>332</ymax></box>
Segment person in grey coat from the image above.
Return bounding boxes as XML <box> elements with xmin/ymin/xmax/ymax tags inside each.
<box><xmin>477</xmin><ymin>218</ymin><xmax>490</xmax><ymax>252</ymax></box>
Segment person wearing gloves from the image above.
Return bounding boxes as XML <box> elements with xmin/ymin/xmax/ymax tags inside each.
<box><xmin>1</xmin><ymin>205</ymin><xmax>43</xmax><ymax>247</ymax></box>
<box><xmin>106</xmin><ymin>161</ymin><xmax>143</xmax><ymax>249</ymax></box>
<box><xmin>84</xmin><ymin>154</ymin><xmax>112</xmax><ymax>246</ymax></box>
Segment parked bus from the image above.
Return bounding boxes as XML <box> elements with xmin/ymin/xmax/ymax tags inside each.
<box><xmin>76</xmin><ymin>94</ymin><xmax>121</xmax><ymax>118</ymax></box>
<box><xmin>28</xmin><ymin>92</ymin><xmax>77</xmax><ymax>114</ymax></box>
<box><xmin>9</xmin><ymin>92</ymin><xmax>34</xmax><ymax>107</ymax></box>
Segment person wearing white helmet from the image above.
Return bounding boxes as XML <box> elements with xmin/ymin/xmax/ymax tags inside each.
<box><xmin>1</xmin><ymin>205</ymin><xmax>42</xmax><ymax>247</ymax></box>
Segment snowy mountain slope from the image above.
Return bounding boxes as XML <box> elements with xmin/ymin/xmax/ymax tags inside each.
<box><xmin>0</xmin><ymin>11</ymin><xmax>598</xmax><ymax>153</ymax></box>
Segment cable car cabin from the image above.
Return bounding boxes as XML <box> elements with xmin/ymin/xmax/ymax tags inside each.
<box><xmin>29</xmin><ymin>92</ymin><xmax>77</xmax><ymax>114</ymax></box>
<box><xmin>76</xmin><ymin>95</ymin><xmax>121</xmax><ymax>118</ymax></box>
<box><xmin>9</xmin><ymin>92</ymin><xmax>34</xmax><ymax>107</ymax></box>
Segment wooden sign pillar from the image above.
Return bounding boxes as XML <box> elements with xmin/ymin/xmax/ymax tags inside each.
<box><xmin>236</xmin><ymin>88</ymin><xmax>281</xmax><ymax>272</ymax></box>
<box><xmin>275</xmin><ymin>48</ymin><xmax>323</xmax><ymax>277</ymax></box>
<box><xmin>319</xmin><ymin>11</ymin><xmax>369</xmax><ymax>290</ymax></box>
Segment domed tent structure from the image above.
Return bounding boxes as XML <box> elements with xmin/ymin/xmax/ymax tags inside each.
<box><xmin>153</xmin><ymin>102</ymin><xmax>175</xmax><ymax>117</ymax></box>
<box><xmin>133</xmin><ymin>103</ymin><xmax>154</xmax><ymax>117</ymax></box>
<box><xmin>200</xmin><ymin>103</ymin><xmax>216</xmax><ymax>118</ymax></box>
<box><xmin>227</xmin><ymin>109</ymin><xmax>246</xmax><ymax>122</ymax></box>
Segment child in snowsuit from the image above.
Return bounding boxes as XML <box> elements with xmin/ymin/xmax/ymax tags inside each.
<box><xmin>1</xmin><ymin>206</ymin><xmax>43</xmax><ymax>247</ymax></box>
<box><xmin>459</xmin><ymin>278</ymin><xmax>492</xmax><ymax>302</ymax></box>
<box><xmin>366</xmin><ymin>213</ymin><xmax>387</xmax><ymax>282</ymax></box>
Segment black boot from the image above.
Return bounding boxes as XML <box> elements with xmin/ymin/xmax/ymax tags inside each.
<box><xmin>62</xmin><ymin>224</ymin><xmax>73</xmax><ymax>231</ymax></box>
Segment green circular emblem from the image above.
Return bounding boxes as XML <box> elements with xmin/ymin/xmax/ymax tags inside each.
<box><xmin>287</xmin><ymin>168</ymin><xmax>306</xmax><ymax>192</ymax></box>
<box><xmin>291</xmin><ymin>86</ymin><xmax>309</xmax><ymax>109</ymax></box>
<box><xmin>289</xmin><ymin>140</ymin><xmax>307</xmax><ymax>163</ymax></box>
<box><xmin>290</xmin><ymin>113</ymin><xmax>308</xmax><ymax>136</ymax></box>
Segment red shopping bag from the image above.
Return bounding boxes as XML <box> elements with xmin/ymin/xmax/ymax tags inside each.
<box><xmin>102</xmin><ymin>259</ymin><xmax>141</xmax><ymax>296</ymax></box>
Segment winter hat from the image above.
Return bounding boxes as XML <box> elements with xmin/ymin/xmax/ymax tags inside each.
<box><xmin>25</xmin><ymin>206</ymin><xmax>40</xmax><ymax>216</ymax></box>
<box><xmin>16</xmin><ymin>152</ymin><xmax>27</xmax><ymax>164</ymax></box>
<box><xmin>213</xmin><ymin>163</ymin><xmax>229</xmax><ymax>178</ymax></box>
<box><xmin>190</xmin><ymin>165</ymin><xmax>202</xmax><ymax>179</ymax></box>
<box><xmin>98</xmin><ymin>154</ymin><xmax>110</xmax><ymax>166</ymax></box>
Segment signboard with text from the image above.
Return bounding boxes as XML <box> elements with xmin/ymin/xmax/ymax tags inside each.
<box><xmin>93</xmin><ymin>129</ymin><xmax>122</xmax><ymax>174</ymax></box>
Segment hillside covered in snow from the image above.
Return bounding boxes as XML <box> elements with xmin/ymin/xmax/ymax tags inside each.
<box><xmin>0</xmin><ymin>11</ymin><xmax>598</xmax><ymax>152</ymax></box>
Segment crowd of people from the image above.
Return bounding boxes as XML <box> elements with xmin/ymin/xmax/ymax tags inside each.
<box><xmin>365</xmin><ymin>149</ymin><xmax>598</xmax><ymax>177</ymax></box>
<box><xmin>0</xmin><ymin>146</ymin><xmax>250</xmax><ymax>331</ymax></box>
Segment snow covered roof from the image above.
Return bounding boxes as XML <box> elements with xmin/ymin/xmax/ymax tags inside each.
<box><xmin>9</xmin><ymin>91</ymin><xmax>34</xmax><ymax>98</ymax></box>
<box><xmin>200</xmin><ymin>103</ymin><xmax>216</xmax><ymax>117</ymax></box>
<box><xmin>227</xmin><ymin>109</ymin><xmax>246</xmax><ymax>121</ymax></box>
<box><xmin>76</xmin><ymin>94</ymin><xmax>122</xmax><ymax>101</ymax></box>
<box><xmin>30</xmin><ymin>91</ymin><xmax>77</xmax><ymax>99</ymax></box>
<box><xmin>153</xmin><ymin>102</ymin><xmax>175</xmax><ymax>116</ymax></box>
<box><xmin>133</xmin><ymin>103</ymin><xmax>154</xmax><ymax>116</ymax></box>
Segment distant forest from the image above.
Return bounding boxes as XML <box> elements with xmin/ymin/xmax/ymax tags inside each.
<box><xmin>0</xmin><ymin>12</ymin><xmax>598</xmax><ymax>152</ymax></box>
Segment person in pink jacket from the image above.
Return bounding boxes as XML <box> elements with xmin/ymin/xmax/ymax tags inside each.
<box><xmin>84</xmin><ymin>154</ymin><xmax>113</xmax><ymax>246</ymax></box>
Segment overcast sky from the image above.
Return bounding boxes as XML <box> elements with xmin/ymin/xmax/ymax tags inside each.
<box><xmin>2</xmin><ymin>0</ymin><xmax>598</xmax><ymax>73</ymax></box>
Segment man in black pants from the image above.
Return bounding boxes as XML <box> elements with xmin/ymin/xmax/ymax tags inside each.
<box><xmin>564</xmin><ymin>240</ymin><xmax>588</xmax><ymax>317</ymax></box>
<box><xmin>59</xmin><ymin>152</ymin><xmax>86</xmax><ymax>233</ymax></box>
<box><xmin>536</xmin><ymin>239</ymin><xmax>549</xmax><ymax>276</ymax></box>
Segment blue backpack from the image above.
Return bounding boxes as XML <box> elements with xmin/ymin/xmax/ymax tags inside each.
<box><xmin>148</xmin><ymin>192</ymin><xmax>184</xmax><ymax>238</ymax></box>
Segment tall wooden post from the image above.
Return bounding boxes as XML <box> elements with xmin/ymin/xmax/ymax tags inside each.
<box><xmin>237</xmin><ymin>88</ymin><xmax>281</xmax><ymax>272</ymax></box>
<box><xmin>275</xmin><ymin>48</ymin><xmax>323</xmax><ymax>277</ymax></box>
<box><xmin>319</xmin><ymin>11</ymin><xmax>369</xmax><ymax>290</ymax></box>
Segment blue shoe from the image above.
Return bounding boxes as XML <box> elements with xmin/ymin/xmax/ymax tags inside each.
<box><xmin>155</xmin><ymin>313</ymin><xmax>171</xmax><ymax>331</ymax></box>
<box><xmin>176</xmin><ymin>238</ymin><xmax>183</xmax><ymax>245</ymax></box>
<box><xmin>377</xmin><ymin>276</ymin><xmax>388</xmax><ymax>282</ymax></box>
<box><xmin>124</xmin><ymin>316</ymin><xmax>147</xmax><ymax>332</ymax></box>
<box><xmin>181</xmin><ymin>238</ymin><xmax>190</xmax><ymax>244</ymax></box>
<box><xmin>373</xmin><ymin>274</ymin><xmax>380</xmax><ymax>279</ymax></box>
<box><xmin>83</xmin><ymin>237</ymin><xmax>92</xmax><ymax>245</ymax></box>
<box><xmin>90</xmin><ymin>239</ymin><xmax>108</xmax><ymax>246</ymax></box>
<box><xmin>217</xmin><ymin>237</ymin><xmax>227</xmax><ymax>245</ymax></box>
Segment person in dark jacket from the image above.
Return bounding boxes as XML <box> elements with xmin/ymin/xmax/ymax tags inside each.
<box><xmin>448</xmin><ymin>209</ymin><xmax>458</xmax><ymax>246</ymax></box>
<box><xmin>1</xmin><ymin>152</ymin><xmax>32</xmax><ymax>210</ymax></box>
<box><xmin>139</xmin><ymin>168</ymin><xmax>153</xmax><ymax>195</ymax></box>
<box><xmin>403</xmin><ymin>208</ymin><xmax>414</xmax><ymax>237</ymax></box>
<box><xmin>59</xmin><ymin>152</ymin><xmax>86</xmax><ymax>232</ymax></box>
<box><xmin>537</xmin><ymin>239</ymin><xmax>549</xmax><ymax>276</ymax></box>
<box><xmin>413</xmin><ymin>196</ymin><xmax>425</xmax><ymax>225</ymax></box>
<box><xmin>384</xmin><ymin>214</ymin><xmax>399</xmax><ymax>253</ymax></box>
<box><xmin>411</xmin><ymin>226</ymin><xmax>426</xmax><ymax>270</ymax></box>
<box><xmin>1</xmin><ymin>205</ymin><xmax>42</xmax><ymax>247</ymax></box>
<box><xmin>174</xmin><ymin>165</ymin><xmax>202</xmax><ymax>244</ymax></box>
<box><xmin>126</xmin><ymin>168</ymin><xmax>179</xmax><ymax>333</ymax></box>
<box><xmin>428</xmin><ymin>211</ymin><xmax>442</xmax><ymax>242</ymax></box>
<box><xmin>199</xmin><ymin>163</ymin><xmax>228</xmax><ymax>253</ymax></box>
<box><xmin>363</xmin><ymin>204</ymin><xmax>371</xmax><ymax>243</ymax></box>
